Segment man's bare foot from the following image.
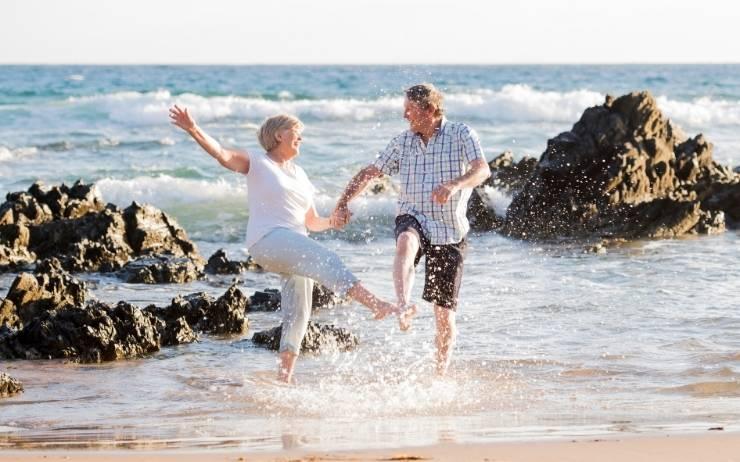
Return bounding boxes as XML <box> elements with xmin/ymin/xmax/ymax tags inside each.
<box><xmin>396</xmin><ymin>303</ymin><xmax>418</xmax><ymax>331</ymax></box>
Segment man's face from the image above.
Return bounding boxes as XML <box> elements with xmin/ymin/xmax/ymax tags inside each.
<box><xmin>404</xmin><ymin>98</ymin><xmax>436</xmax><ymax>133</ymax></box>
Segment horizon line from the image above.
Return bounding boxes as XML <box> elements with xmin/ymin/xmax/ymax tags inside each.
<box><xmin>2</xmin><ymin>61</ymin><xmax>740</xmax><ymax>66</ymax></box>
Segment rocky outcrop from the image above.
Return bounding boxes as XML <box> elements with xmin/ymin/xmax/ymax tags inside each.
<box><xmin>204</xmin><ymin>249</ymin><xmax>260</xmax><ymax>274</ymax></box>
<box><xmin>0</xmin><ymin>372</ymin><xmax>23</xmax><ymax>397</ymax></box>
<box><xmin>0</xmin><ymin>181</ymin><xmax>204</xmax><ymax>275</ymax></box>
<box><xmin>0</xmin><ymin>258</ymin><xmax>87</xmax><ymax>329</ymax></box>
<box><xmin>146</xmin><ymin>285</ymin><xmax>249</xmax><ymax>336</ymax></box>
<box><xmin>0</xmin><ymin>262</ymin><xmax>248</xmax><ymax>362</ymax></box>
<box><xmin>473</xmin><ymin>91</ymin><xmax>740</xmax><ymax>240</ymax></box>
<box><xmin>0</xmin><ymin>301</ymin><xmax>161</xmax><ymax>362</ymax></box>
<box><xmin>119</xmin><ymin>254</ymin><xmax>203</xmax><ymax>283</ymax></box>
<box><xmin>252</xmin><ymin>321</ymin><xmax>358</xmax><ymax>353</ymax></box>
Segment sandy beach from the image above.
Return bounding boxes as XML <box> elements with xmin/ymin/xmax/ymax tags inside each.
<box><xmin>1</xmin><ymin>432</ymin><xmax>738</xmax><ymax>462</ymax></box>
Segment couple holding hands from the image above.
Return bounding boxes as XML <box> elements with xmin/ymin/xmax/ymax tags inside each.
<box><xmin>169</xmin><ymin>83</ymin><xmax>490</xmax><ymax>383</ymax></box>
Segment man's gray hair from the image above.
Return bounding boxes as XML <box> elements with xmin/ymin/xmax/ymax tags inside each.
<box><xmin>405</xmin><ymin>83</ymin><xmax>444</xmax><ymax>117</ymax></box>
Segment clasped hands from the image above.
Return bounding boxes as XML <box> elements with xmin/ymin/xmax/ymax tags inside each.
<box><xmin>329</xmin><ymin>181</ymin><xmax>458</xmax><ymax>230</ymax></box>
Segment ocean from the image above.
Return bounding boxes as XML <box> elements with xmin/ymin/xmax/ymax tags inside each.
<box><xmin>1</xmin><ymin>65</ymin><xmax>739</xmax><ymax>451</ymax></box>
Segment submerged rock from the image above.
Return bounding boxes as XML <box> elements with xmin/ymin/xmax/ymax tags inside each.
<box><xmin>252</xmin><ymin>321</ymin><xmax>358</xmax><ymax>354</ymax></box>
<box><xmin>248</xmin><ymin>288</ymin><xmax>281</xmax><ymax>312</ymax></box>
<box><xmin>0</xmin><ymin>372</ymin><xmax>23</xmax><ymax>397</ymax></box>
<box><xmin>491</xmin><ymin>91</ymin><xmax>740</xmax><ymax>240</ymax></box>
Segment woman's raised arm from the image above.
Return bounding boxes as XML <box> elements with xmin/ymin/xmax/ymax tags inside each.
<box><xmin>169</xmin><ymin>105</ymin><xmax>250</xmax><ymax>174</ymax></box>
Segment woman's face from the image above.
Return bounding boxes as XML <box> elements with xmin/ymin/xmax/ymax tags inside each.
<box><xmin>276</xmin><ymin>125</ymin><xmax>303</xmax><ymax>156</ymax></box>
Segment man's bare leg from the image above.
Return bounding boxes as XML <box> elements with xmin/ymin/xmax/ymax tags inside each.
<box><xmin>434</xmin><ymin>304</ymin><xmax>457</xmax><ymax>375</ymax></box>
<box><xmin>393</xmin><ymin>230</ymin><xmax>420</xmax><ymax>330</ymax></box>
<box><xmin>278</xmin><ymin>350</ymin><xmax>298</xmax><ymax>383</ymax></box>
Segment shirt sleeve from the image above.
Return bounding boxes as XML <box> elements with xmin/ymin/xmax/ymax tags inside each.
<box><xmin>372</xmin><ymin>135</ymin><xmax>402</xmax><ymax>176</ymax></box>
<box><xmin>459</xmin><ymin>125</ymin><xmax>485</xmax><ymax>165</ymax></box>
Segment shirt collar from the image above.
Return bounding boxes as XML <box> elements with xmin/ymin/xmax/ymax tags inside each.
<box><xmin>414</xmin><ymin>116</ymin><xmax>448</xmax><ymax>139</ymax></box>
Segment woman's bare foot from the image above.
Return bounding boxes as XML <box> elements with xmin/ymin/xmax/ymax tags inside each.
<box><xmin>396</xmin><ymin>303</ymin><xmax>418</xmax><ymax>331</ymax></box>
<box><xmin>372</xmin><ymin>301</ymin><xmax>396</xmax><ymax>320</ymax></box>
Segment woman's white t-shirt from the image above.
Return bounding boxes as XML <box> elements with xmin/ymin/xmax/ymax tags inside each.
<box><xmin>245</xmin><ymin>153</ymin><xmax>316</xmax><ymax>249</ymax></box>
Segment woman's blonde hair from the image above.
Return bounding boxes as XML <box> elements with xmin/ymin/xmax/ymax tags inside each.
<box><xmin>258</xmin><ymin>114</ymin><xmax>304</xmax><ymax>151</ymax></box>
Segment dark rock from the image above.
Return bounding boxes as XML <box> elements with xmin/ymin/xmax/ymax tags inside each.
<box><xmin>500</xmin><ymin>92</ymin><xmax>740</xmax><ymax>240</ymax></box>
<box><xmin>29</xmin><ymin>205</ymin><xmax>133</xmax><ymax>272</ymax></box>
<box><xmin>1</xmin><ymin>301</ymin><xmax>161</xmax><ymax>362</ymax></box>
<box><xmin>312</xmin><ymin>284</ymin><xmax>347</xmax><ymax>310</ymax></box>
<box><xmin>201</xmin><ymin>285</ymin><xmax>249</xmax><ymax>335</ymax></box>
<box><xmin>0</xmin><ymin>372</ymin><xmax>23</xmax><ymax>397</ymax></box>
<box><xmin>0</xmin><ymin>223</ymin><xmax>36</xmax><ymax>270</ymax></box>
<box><xmin>148</xmin><ymin>285</ymin><xmax>248</xmax><ymax>335</ymax></box>
<box><xmin>157</xmin><ymin>316</ymin><xmax>197</xmax><ymax>346</ymax></box>
<box><xmin>0</xmin><ymin>181</ymin><xmax>206</xmax><ymax>277</ymax></box>
<box><xmin>468</xmin><ymin>152</ymin><xmax>537</xmax><ymax>232</ymax></box>
<box><xmin>119</xmin><ymin>254</ymin><xmax>203</xmax><ymax>284</ymax></box>
<box><xmin>204</xmin><ymin>249</ymin><xmax>260</xmax><ymax>274</ymax></box>
<box><xmin>252</xmin><ymin>321</ymin><xmax>358</xmax><ymax>354</ymax></box>
<box><xmin>123</xmin><ymin>202</ymin><xmax>203</xmax><ymax>264</ymax></box>
<box><xmin>248</xmin><ymin>288</ymin><xmax>281</xmax><ymax>312</ymax></box>
<box><xmin>248</xmin><ymin>285</ymin><xmax>346</xmax><ymax>312</ymax></box>
<box><xmin>2</xmin><ymin>258</ymin><xmax>88</xmax><ymax>329</ymax></box>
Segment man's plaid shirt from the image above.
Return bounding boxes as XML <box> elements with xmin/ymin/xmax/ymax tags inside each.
<box><xmin>373</xmin><ymin>118</ymin><xmax>485</xmax><ymax>245</ymax></box>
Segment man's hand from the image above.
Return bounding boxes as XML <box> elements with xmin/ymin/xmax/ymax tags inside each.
<box><xmin>331</xmin><ymin>203</ymin><xmax>352</xmax><ymax>229</ymax></box>
<box><xmin>431</xmin><ymin>182</ymin><xmax>459</xmax><ymax>205</ymax></box>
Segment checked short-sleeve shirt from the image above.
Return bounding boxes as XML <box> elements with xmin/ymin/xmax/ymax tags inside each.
<box><xmin>373</xmin><ymin>118</ymin><xmax>485</xmax><ymax>245</ymax></box>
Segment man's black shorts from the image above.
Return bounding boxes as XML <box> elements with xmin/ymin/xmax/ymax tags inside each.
<box><xmin>394</xmin><ymin>214</ymin><xmax>467</xmax><ymax>311</ymax></box>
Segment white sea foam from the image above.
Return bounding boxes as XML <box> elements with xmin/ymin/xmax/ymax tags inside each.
<box><xmin>93</xmin><ymin>174</ymin><xmax>399</xmax><ymax>225</ymax></box>
<box><xmin>478</xmin><ymin>185</ymin><xmax>514</xmax><ymax>217</ymax></box>
<box><xmin>0</xmin><ymin>146</ymin><xmax>38</xmax><ymax>161</ymax></box>
<box><xmin>658</xmin><ymin>95</ymin><xmax>740</xmax><ymax>129</ymax></box>
<box><xmin>96</xmin><ymin>175</ymin><xmax>246</xmax><ymax>208</ymax></box>
<box><xmin>62</xmin><ymin>86</ymin><xmax>740</xmax><ymax>132</ymax></box>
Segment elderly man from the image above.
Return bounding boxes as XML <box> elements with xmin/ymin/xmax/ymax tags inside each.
<box><xmin>334</xmin><ymin>83</ymin><xmax>490</xmax><ymax>375</ymax></box>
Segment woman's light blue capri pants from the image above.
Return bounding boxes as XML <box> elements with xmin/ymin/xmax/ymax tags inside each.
<box><xmin>248</xmin><ymin>227</ymin><xmax>359</xmax><ymax>354</ymax></box>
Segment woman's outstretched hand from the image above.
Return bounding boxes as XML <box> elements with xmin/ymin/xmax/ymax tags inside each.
<box><xmin>169</xmin><ymin>105</ymin><xmax>196</xmax><ymax>132</ymax></box>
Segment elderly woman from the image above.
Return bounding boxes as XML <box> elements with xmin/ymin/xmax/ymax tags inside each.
<box><xmin>169</xmin><ymin>105</ymin><xmax>407</xmax><ymax>383</ymax></box>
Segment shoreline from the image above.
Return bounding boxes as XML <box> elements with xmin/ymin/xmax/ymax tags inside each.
<box><xmin>0</xmin><ymin>432</ymin><xmax>738</xmax><ymax>461</ymax></box>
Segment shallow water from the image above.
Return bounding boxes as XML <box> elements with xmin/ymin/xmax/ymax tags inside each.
<box><xmin>1</xmin><ymin>65</ymin><xmax>739</xmax><ymax>451</ymax></box>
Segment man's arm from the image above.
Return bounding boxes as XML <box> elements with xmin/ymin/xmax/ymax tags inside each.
<box><xmin>333</xmin><ymin>165</ymin><xmax>384</xmax><ymax>226</ymax></box>
<box><xmin>431</xmin><ymin>158</ymin><xmax>490</xmax><ymax>205</ymax></box>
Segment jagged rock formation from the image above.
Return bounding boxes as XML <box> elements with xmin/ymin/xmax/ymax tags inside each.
<box><xmin>467</xmin><ymin>92</ymin><xmax>740</xmax><ymax>240</ymax></box>
<box><xmin>0</xmin><ymin>264</ymin><xmax>248</xmax><ymax>362</ymax></box>
<box><xmin>252</xmin><ymin>321</ymin><xmax>358</xmax><ymax>353</ymax></box>
<box><xmin>0</xmin><ymin>181</ymin><xmax>204</xmax><ymax>279</ymax></box>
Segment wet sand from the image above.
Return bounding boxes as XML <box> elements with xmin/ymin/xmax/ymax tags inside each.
<box><xmin>1</xmin><ymin>432</ymin><xmax>738</xmax><ymax>462</ymax></box>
